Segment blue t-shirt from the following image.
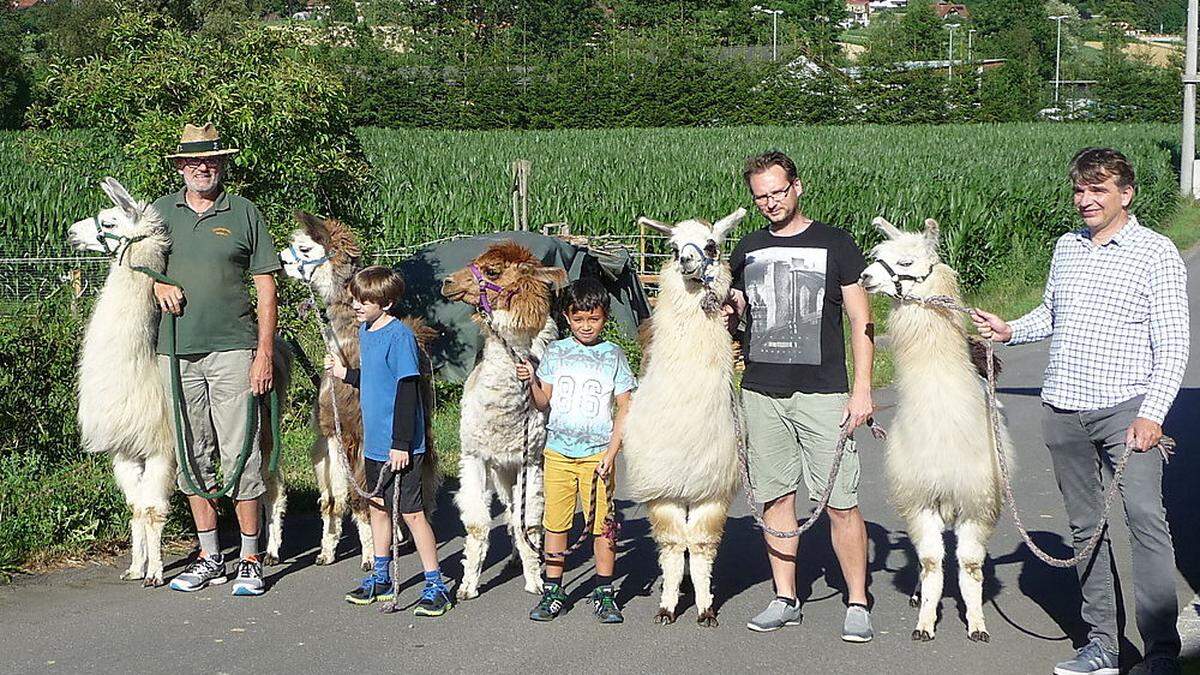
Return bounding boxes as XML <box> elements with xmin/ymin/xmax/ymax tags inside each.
<box><xmin>536</xmin><ymin>338</ymin><xmax>636</xmax><ymax>459</ymax></box>
<box><xmin>359</xmin><ymin>318</ymin><xmax>426</xmax><ymax>462</ymax></box>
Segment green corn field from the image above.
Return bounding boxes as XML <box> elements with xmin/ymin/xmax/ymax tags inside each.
<box><xmin>2</xmin><ymin>124</ymin><xmax>1185</xmax><ymax>289</ymax></box>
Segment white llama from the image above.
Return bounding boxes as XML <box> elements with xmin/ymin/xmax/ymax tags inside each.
<box><xmin>622</xmin><ymin>207</ymin><xmax>747</xmax><ymax>627</ymax></box>
<box><xmin>859</xmin><ymin>216</ymin><xmax>1012</xmax><ymax>642</ymax></box>
<box><xmin>279</xmin><ymin>211</ymin><xmax>438</xmax><ymax>570</ymax></box>
<box><xmin>441</xmin><ymin>242</ymin><xmax>564</xmax><ymax>599</ymax></box>
<box><xmin>69</xmin><ymin>178</ymin><xmax>291</xmax><ymax>584</ymax></box>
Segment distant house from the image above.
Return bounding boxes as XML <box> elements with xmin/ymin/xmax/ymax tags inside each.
<box><xmin>934</xmin><ymin>2</ymin><xmax>971</xmax><ymax>20</ymax></box>
<box><xmin>844</xmin><ymin>0</ymin><xmax>871</xmax><ymax>27</ymax></box>
<box><xmin>11</xmin><ymin>0</ymin><xmax>44</xmax><ymax>9</ymax></box>
<box><xmin>869</xmin><ymin>0</ymin><xmax>907</xmax><ymax>10</ymax></box>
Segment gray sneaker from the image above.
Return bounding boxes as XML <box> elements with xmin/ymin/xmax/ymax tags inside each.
<box><xmin>842</xmin><ymin>604</ymin><xmax>874</xmax><ymax>642</ymax></box>
<box><xmin>746</xmin><ymin>597</ymin><xmax>802</xmax><ymax>632</ymax></box>
<box><xmin>169</xmin><ymin>554</ymin><xmax>227</xmax><ymax>592</ymax></box>
<box><xmin>231</xmin><ymin>558</ymin><xmax>265</xmax><ymax>596</ymax></box>
<box><xmin>1054</xmin><ymin>639</ymin><xmax>1119</xmax><ymax>675</ymax></box>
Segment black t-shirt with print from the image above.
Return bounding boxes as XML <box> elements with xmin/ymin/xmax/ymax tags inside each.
<box><xmin>730</xmin><ymin>220</ymin><xmax>868</xmax><ymax>396</ymax></box>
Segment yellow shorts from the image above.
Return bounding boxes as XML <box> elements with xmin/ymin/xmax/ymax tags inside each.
<box><xmin>542</xmin><ymin>448</ymin><xmax>613</xmax><ymax>535</ymax></box>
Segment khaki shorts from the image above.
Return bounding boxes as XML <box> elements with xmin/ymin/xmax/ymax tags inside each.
<box><xmin>741</xmin><ymin>388</ymin><xmax>860</xmax><ymax>509</ymax></box>
<box><xmin>542</xmin><ymin>448</ymin><xmax>613</xmax><ymax>535</ymax></box>
<box><xmin>158</xmin><ymin>350</ymin><xmax>265</xmax><ymax>500</ymax></box>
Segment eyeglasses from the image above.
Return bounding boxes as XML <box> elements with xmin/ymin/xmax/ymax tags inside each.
<box><xmin>180</xmin><ymin>158</ymin><xmax>222</xmax><ymax>169</ymax></box>
<box><xmin>751</xmin><ymin>183</ymin><xmax>793</xmax><ymax>205</ymax></box>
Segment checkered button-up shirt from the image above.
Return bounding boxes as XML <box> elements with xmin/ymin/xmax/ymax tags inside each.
<box><xmin>1008</xmin><ymin>215</ymin><xmax>1190</xmax><ymax>424</ymax></box>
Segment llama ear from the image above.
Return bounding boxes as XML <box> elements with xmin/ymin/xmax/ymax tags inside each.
<box><xmin>872</xmin><ymin>216</ymin><xmax>902</xmax><ymax>240</ymax></box>
<box><xmin>711</xmin><ymin>207</ymin><xmax>747</xmax><ymax>243</ymax></box>
<box><xmin>100</xmin><ymin>177</ymin><xmax>139</xmax><ymax>217</ymax></box>
<box><xmin>532</xmin><ymin>265</ymin><xmax>568</xmax><ymax>289</ymax></box>
<box><xmin>637</xmin><ymin>216</ymin><xmax>674</xmax><ymax>236</ymax></box>
<box><xmin>293</xmin><ymin>210</ymin><xmax>330</xmax><ymax>247</ymax></box>
<box><xmin>923</xmin><ymin>218</ymin><xmax>940</xmax><ymax>243</ymax></box>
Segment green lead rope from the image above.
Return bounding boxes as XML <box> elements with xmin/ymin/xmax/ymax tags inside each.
<box><xmin>135</xmin><ymin>265</ymin><xmax>282</xmax><ymax>499</ymax></box>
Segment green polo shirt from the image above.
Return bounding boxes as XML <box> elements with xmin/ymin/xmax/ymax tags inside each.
<box><xmin>154</xmin><ymin>188</ymin><xmax>281</xmax><ymax>356</ymax></box>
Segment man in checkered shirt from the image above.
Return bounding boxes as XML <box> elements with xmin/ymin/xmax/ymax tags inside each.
<box><xmin>974</xmin><ymin>148</ymin><xmax>1189</xmax><ymax>675</ymax></box>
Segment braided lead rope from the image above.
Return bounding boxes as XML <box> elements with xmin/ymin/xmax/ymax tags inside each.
<box><xmin>900</xmin><ymin>292</ymin><xmax>1175</xmax><ymax>568</ymax></box>
<box><xmin>735</xmin><ymin>388</ymin><xmax>887</xmax><ymax>539</ymax></box>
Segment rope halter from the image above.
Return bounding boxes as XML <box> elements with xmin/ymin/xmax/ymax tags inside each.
<box><xmin>286</xmin><ymin>244</ymin><xmax>329</xmax><ymax>282</ymax></box>
<box><xmin>469</xmin><ymin>263</ymin><xmax>517</xmax><ymax>318</ymax></box>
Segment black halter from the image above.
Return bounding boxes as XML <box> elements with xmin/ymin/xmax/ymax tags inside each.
<box><xmin>874</xmin><ymin>258</ymin><xmax>933</xmax><ymax>289</ymax></box>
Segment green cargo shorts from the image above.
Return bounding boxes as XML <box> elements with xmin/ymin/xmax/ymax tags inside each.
<box><xmin>741</xmin><ymin>388</ymin><xmax>860</xmax><ymax>509</ymax></box>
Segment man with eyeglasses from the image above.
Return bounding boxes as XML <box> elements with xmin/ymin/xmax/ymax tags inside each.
<box><xmin>725</xmin><ymin>150</ymin><xmax>876</xmax><ymax>641</ymax></box>
<box><xmin>152</xmin><ymin>123</ymin><xmax>281</xmax><ymax>597</ymax></box>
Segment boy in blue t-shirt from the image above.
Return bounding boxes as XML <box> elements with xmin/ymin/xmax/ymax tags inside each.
<box><xmin>325</xmin><ymin>265</ymin><xmax>451</xmax><ymax>617</ymax></box>
<box><xmin>515</xmin><ymin>277</ymin><xmax>635</xmax><ymax>623</ymax></box>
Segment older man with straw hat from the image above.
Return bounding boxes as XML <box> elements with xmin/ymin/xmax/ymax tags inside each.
<box><xmin>152</xmin><ymin>122</ymin><xmax>281</xmax><ymax>597</ymax></box>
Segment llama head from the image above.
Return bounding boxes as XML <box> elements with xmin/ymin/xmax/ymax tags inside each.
<box><xmin>637</xmin><ymin>207</ymin><xmax>746</xmax><ymax>283</ymax></box>
<box><xmin>68</xmin><ymin>177</ymin><xmax>166</xmax><ymax>261</ymax></box>
<box><xmin>859</xmin><ymin>216</ymin><xmax>942</xmax><ymax>298</ymax></box>
<box><xmin>441</xmin><ymin>241</ymin><xmax>567</xmax><ymax>333</ymax></box>
<box><xmin>279</xmin><ymin>211</ymin><xmax>362</xmax><ymax>299</ymax></box>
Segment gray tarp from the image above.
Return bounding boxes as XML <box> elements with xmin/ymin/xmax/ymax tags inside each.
<box><xmin>392</xmin><ymin>231</ymin><xmax>651</xmax><ymax>384</ymax></box>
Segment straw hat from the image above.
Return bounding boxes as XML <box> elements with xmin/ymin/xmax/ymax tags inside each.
<box><xmin>165</xmin><ymin>122</ymin><xmax>240</xmax><ymax>159</ymax></box>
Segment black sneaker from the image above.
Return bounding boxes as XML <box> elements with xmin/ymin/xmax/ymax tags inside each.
<box><xmin>413</xmin><ymin>582</ymin><xmax>453</xmax><ymax>617</ymax></box>
<box><xmin>529</xmin><ymin>584</ymin><xmax>567</xmax><ymax>621</ymax></box>
<box><xmin>169</xmin><ymin>554</ymin><xmax>227</xmax><ymax>592</ymax></box>
<box><xmin>592</xmin><ymin>585</ymin><xmax>623</xmax><ymax>624</ymax></box>
<box><xmin>345</xmin><ymin>575</ymin><xmax>395</xmax><ymax>605</ymax></box>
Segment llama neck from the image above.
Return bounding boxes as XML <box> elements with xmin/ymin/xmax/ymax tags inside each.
<box><xmin>888</xmin><ymin>264</ymin><xmax>973</xmax><ymax>382</ymax></box>
<box><xmin>644</xmin><ymin>261</ymin><xmax>734</xmax><ymax>380</ymax></box>
<box><xmin>82</xmin><ymin>261</ymin><xmax>159</xmax><ymax>375</ymax></box>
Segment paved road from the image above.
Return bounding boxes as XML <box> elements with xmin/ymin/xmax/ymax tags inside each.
<box><xmin>3</xmin><ymin>253</ymin><xmax>1198</xmax><ymax>675</ymax></box>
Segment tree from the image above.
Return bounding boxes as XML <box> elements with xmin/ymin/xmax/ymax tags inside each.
<box><xmin>0</xmin><ymin>8</ymin><xmax>31</xmax><ymax>129</ymax></box>
<box><xmin>27</xmin><ymin>6</ymin><xmax>367</xmax><ymax>233</ymax></box>
<box><xmin>862</xmin><ymin>0</ymin><xmax>946</xmax><ymax>64</ymax></box>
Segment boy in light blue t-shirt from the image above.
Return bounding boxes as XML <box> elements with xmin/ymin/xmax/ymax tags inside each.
<box><xmin>516</xmin><ymin>277</ymin><xmax>635</xmax><ymax>623</ymax></box>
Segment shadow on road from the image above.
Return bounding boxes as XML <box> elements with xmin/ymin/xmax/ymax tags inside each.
<box><xmin>1164</xmin><ymin>388</ymin><xmax>1200</xmax><ymax>596</ymax></box>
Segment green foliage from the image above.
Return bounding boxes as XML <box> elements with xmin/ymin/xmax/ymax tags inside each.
<box><xmin>26</xmin><ymin>5</ymin><xmax>368</xmax><ymax>239</ymax></box>
<box><xmin>0</xmin><ymin>8</ymin><xmax>31</xmax><ymax>130</ymax></box>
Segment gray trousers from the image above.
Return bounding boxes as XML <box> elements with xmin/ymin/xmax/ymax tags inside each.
<box><xmin>158</xmin><ymin>350</ymin><xmax>264</xmax><ymax>501</ymax></box>
<box><xmin>1042</xmin><ymin>395</ymin><xmax>1180</xmax><ymax>658</ymax></box>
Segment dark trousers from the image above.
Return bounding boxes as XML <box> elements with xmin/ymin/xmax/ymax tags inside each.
<box><xmin>1042</xmin><ymin>395</ymin><xmax>1180</xmax><ymax>658</ymax></box>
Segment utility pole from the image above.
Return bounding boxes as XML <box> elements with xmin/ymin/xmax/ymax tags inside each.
<box><xmin>1183</xmin><ymin>0</ymin><xmax>1198</xmax><ymax>197</ymax></box>
<box><xmin>752</xmin><ymin>5</ymin><xmax>784</xmax><ymax>61</ymax></box>
<box><xmin>945</xmin><ymin>23</ymin><xmax>959</xmax><ymax>80</ymax></box>
<box><xmin>967</xmin><ymin>28</ymin><xmax>975</xmax><ymax>62</ymax></box>
<box><xmin>1049</xmin><ymin>15</ymin><xmax>1069</xmax><ymax>108</ymax></box>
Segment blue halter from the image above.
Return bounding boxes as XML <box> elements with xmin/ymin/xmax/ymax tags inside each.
<box><xmin>287</xmin><ymin>244</ymin><xmax>329</xmax><ymax>281</ymax></box>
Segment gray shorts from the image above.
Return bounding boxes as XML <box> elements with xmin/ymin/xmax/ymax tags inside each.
<box><xmin>158</xmin><ymin>350</ymin><xmax>265</xmax><ymax>500</ymax></box>
<box><xmin>741</xmin><ymin>388</ymin><xmax>860</xmax><ymax>509</ymax></box>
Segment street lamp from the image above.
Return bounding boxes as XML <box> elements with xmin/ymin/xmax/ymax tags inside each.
<box><xmin>1049</xmin><ymin>14</ymin><xmax>1069</xmax><ymax>107</ymax></box>
<box><xmin>752</xmin><ymin>5</ymin><xmax>785</xmax><ymax>61</ymax></box>
<box><xmin>967</xmin><ymin>28</ymin><xmax>976</xmax><ymax>62</ymax></box>
<box><xmin>945</xmin><ymin>23</ymin><xmax>960</xmax><ymax>80</ymax></box>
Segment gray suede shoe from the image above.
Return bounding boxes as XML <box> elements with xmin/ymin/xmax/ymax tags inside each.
<box><xmin>746</xmin><ymin>597</ymin><xmax>802</xmax><ymax>632</ymax></box>
<box><xmin>842</xmin><ymin>604</ymin><xmax>874</xmax><ymax>642</ymax></box>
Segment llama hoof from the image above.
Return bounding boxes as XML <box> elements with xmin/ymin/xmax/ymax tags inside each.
<box><xmin>314</xmin><ymin>552</ymin><xmax>334</xmax><ymax>566</ymax></box>
<box><xmin>120</xmin><ymin>569</ymin><xmax>143</xmax><ymax>582</ymax></box>
<box><xmin>360</xmin><ymin>559</ymin><xmax>373</xmax><ymax>572</ymax></box>
<box><xmin>456</xmin><ymin>586</ymin><xmax>479</xmax><ymax>601</ymax></box>
<box><xmin>909</xmin><ymin>594</ymin><xmax>920</xmax><ymax>607</ymax></box>
<box><xmin>142</xmin><ymin>575</ymin><xmax>163</xmax><ymax>588</ymax></box>
<box><xmin>523</xmin><ymin>578</ymin><xmax>544</xmax><ymax>595</ymax></box>
<box><xmin>654</xmin><ymin>608</ymin><xmax>677</xmax><ymax>625</ymax></box>
<box><xmin>968</xmin><ymin>630</ymin><xmax>991</xmax><ymax>643</ymax></box>
<box><xmin>262</xmin><ymin>553</ymin><xmax>279</xmax><ymax>566</ymax></box>
<box><xmin>911</xmin><ymin>629</ymin><xmax>935</xmax><ymax>642</ymax></box>
<box><xmin>696</xmin><ymin>609</ymin><xmax>719</xmax><ymax>628</ymax></box>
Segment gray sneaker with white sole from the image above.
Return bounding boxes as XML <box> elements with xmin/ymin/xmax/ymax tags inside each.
<box><xmin>842</xmin><ymin>604</ymin><xmax>874</xmax><ymax>642</ymax></box>
<box><xmin>746</xmin><ymin>598</ymin><xmax>802</xmax><ymax>632</ymax></box>
<box><xmin>1054</xmin><ymin>639</ymin><xmax>1119</xmax><ymax>675</ymax></box>
<box><xmin>169</xmin><ymin>554</ymin><xmax>227</xmax><ymax>592</ymax></box>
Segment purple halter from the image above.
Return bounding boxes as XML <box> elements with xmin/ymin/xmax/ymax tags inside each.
<box><xmin>469</xmin><ymin>263</ymin><xmax>517</xmax><ymax>316</ymax></box>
